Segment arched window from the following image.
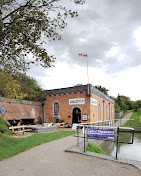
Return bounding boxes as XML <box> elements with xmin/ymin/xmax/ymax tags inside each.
<box><xmin>98</xmin><ymin>103</ymin><xmax>101</xmax><ymax>121</ymax></box>
<box><xmin>53</xmin><ymin>102</ymin><xmax>59</xmax><ymax>117</ymax></box>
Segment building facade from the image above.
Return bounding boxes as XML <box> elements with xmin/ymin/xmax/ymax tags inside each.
<box><xmin>43</xmin><ymin>84</ymin><xmax>115</xmax><ymax>124</ymax></box>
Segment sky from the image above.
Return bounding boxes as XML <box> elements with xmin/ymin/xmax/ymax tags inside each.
<box><xmin>27</xmin><ymin>0</ymin><xmax>141</xmax><ymax>101</ymax></box>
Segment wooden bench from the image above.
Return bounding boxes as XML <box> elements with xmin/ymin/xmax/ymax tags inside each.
<box><xmin>9</xmin><ymin>125</ymin><xmax>32</xmax><ymax>136</ymax></box>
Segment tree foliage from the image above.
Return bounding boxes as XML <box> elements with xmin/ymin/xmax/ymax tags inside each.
<box><xmin>0</xmin><ymin>70</ymin><xmax>43</xmax><ymax>101</ymax></box>
<box><xmin>95</xmin><ymin>85</ymin><xmax>109</xmax><ymax>95</ymax></box>
<box><xmin>0</xmin><ymin>0</ymin><xmax>84</xmax><ymax>73</ymax></box>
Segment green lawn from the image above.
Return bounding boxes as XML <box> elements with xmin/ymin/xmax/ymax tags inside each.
<box><xmin>122</xmin><ymin>112</ymin><xmax>141</xmax><ymax>127</ymax></box>
<box><xmin>0</xmin><ymin>131</ymin><xmax>76</xmax><ymax>160</ymax></box>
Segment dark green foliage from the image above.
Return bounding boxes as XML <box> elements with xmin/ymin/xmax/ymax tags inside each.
<box><xmin>95</xmin><ymin>85</ymin><xmax>109</xmax><ymax>95</ymax></box>
<box><xmin>20</xmin><ymin>75</ymin><xmax>43</xmax><ymax>101</ymax></box>
<box><xmin>0</xmin><ymin>117</ymin><xmax>11</xmax><ymax>135</ymax></box>
<box><xmin>0</xmin><ymin>131</ymin><xmax>76</xmax><ymax>160</ymax></box>
<box><xmin>114</xmin><ymin>94</ymin><xmax>133</xmax><ymax>112</ymax></box>
<box><xmin>86</xmin><ymin>142</ymin><xmax>106</xmax><ymax>155</ymax></box>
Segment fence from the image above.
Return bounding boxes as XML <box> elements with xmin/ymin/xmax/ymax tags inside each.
<box><xmin>74</xmin><ymin>123</ymin><xmax>134</xmax><ymax>159</ymax></box>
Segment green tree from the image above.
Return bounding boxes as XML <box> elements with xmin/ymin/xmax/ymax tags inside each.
<box><xmin>132</xmin><ymin>100</ymin><xmax>141</xmax><ymax>111</ymax></box>
<box><xmin>0</xmin><ymin>70</ymin><xmax>43</xmax><ymax>101</ymax></box>
<box><xmin>0</xmin><ymin>0</ymin><xmax>84</xmax><ymax>73</ymax></box>
<box><xmin>95</xmin><ymin>85</ymin><xmax>109</xmax><ymax>95</ymax></box>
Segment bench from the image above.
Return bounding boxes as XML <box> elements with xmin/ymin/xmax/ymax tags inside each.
<box><xmin>9</xmin><ymin>125</ymin><xmax>32</xmax><ymax>136</ymax></box>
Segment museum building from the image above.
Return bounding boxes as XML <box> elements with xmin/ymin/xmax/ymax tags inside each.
<box><xmin>43</xmin><ymin>84</ymin><xmax>115</xmax><ymax>124</ymax></box>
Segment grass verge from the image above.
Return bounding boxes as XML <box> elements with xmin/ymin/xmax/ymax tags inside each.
<box><xmin>0</xmin><ymin>131</ymin><xmax>76</xmax><ymax>160</ymax></box>
<box><xmin>0</xmin><ymin>117</ymin><xmax>11</xmax><ymax>135</ymax></box>
<box><xmin>86</xmin><ymin>141</ymin><xmax>106</xmax><ymax>155</ymax></box>
<box><xmin>122</xmin><ymin>112</ymin><xmax>141</xmax><ymax>127</ymax></box>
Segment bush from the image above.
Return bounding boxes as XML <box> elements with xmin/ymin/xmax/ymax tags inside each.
<box><xmin>137</xmin><ymin>107</ymin><xmax>141</xmax><ymax>115</ymax></box>
<box><xmin>0</xmin><ymin>117</ymin><xmax>11</xmax><ymax>135</ymax></box>
<box><xmin>86</xmin><ymin>142</ymin><xmax>106</xmax><ymax>155</ymax></box>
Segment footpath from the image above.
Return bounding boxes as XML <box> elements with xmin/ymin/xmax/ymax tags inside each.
<box><xmin>0</xmin><ymin>113</ymin><xmax>141</xmax><ymax>176</ymax></box>
<box><xmin>113</xmin><ymin>112</ymin><xmax>133</xmax><ymax>127</ymax></box>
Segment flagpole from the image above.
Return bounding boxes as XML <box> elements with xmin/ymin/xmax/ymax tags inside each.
<box><xmin>87</xmin><ymin>55</ymin><xmax>89</xmax><ymax>96</ymax></box>
<box><xmin>78</xmin><ymin>52</ymin><xmax>90</xmax><ymax>95</ymax></box>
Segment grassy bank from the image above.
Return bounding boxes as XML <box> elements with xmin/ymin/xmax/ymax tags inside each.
<box><xmin>86</xmin><ymin>142</ymin><xmax>106</xmax><ymax>155</ymax></box>
<box><xmin>122</xmin><ymin>112</ymin><xmax>141</xmax><ymax>127</ymax></box>
<box><xmin>0</xmin><ymin>117</ymin><xmax>11</xmax><ymax>135</ymax></box>
<box><xmin>0</xmin><ymin>131</ymin><xmax>76</xmax><ymax>160</ymax></box>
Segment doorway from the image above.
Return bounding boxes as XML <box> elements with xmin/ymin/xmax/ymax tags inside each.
<box><xmin>72</xmin><ymin>107</ymin><xmax>81</xmax><ymax>124</ymax></box>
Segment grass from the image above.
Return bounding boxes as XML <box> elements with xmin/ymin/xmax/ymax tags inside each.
<box><xmin>122</xmin><ymin>112</ymin><xmax>141</xmax><ymax>127</ymax></box>
<box><xmin>86</xmin><ymin>141</ymin><xmax>106</xmax><ymax>155</ymax></box>
<box><xmin>0</xmin><ymin>117</ymin><xmax>11</xmax><ymax>135</ymax></box>
<box><xmin>0</xmin><ymin>131</ymin><xmax>76</xmax><ymax>160</ymax></box>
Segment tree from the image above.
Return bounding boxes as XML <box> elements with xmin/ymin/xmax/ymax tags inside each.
<box><xmin>0</xmin><ymin>0</ymin><xmax>84</xmax><ymax>73</ymax></box>
<box><xmin>95</xmin><ymin>85</ymin><xmax>109</xmax><ymax>95</ymax></box>
<box><xmin>0</xmin><ymin>70</ymin><xmax>27</xmax><ymax>99</ymax></box>
<box><xmin>0</xmin><ymin>70</ymin><xmax>43</xmax><ymax>101</ymax></box>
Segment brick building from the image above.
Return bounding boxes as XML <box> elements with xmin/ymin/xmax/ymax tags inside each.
<box><xmin>43</xmin><ymin>84</ymin><xmax>115</xmax><ymax>124</ymax></box>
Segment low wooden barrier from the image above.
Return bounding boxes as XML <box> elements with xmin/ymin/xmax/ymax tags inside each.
<box><xmin>57</xmin><ymin>123</ymin><xmax>65</xmax><ymax>129</ymax></box>
<box><xmin>9</xmin><ymin>125</ymin><xmax>32</xmax><ymax>136</ymax></box>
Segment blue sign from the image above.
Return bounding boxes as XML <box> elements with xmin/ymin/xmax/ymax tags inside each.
<box><xmin>87</xmin><ymin>128</ymin><xmax>115</xmax><ymax>141</ymax></box>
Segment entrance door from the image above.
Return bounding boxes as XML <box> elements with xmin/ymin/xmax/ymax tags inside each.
<box><xmin>72</xmin><ymin>108</ymin><xmax>81</xmax><ymax>124</ymax></box>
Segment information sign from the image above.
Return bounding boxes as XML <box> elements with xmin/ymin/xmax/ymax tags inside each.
<box><xmin>87</xmin><ymin>128</ymin><xmax>115</xmax><ymax>140</ymax></box>
<box><xmin>91</xmin><ymin>98</ymin><xmax>97</xmax><ymax>106</ymax></box>
<box><xmin>69</xmin><ymin>98</ymin><xmax>85</xmax><ymax>105</ymax></box>
<box><xmin>82</xmin><ymin>115</ymin><xmax>88</xmax><ymax>121</ymax></box>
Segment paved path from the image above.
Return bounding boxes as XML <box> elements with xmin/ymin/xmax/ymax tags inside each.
<box><xmin>113</xmin><ymin>112</ymin><xmax>133</xmax><ymax>127</ymax></box>
<box><xmin>0</xmin><ymin>134</ymin><xmax>140</xmax><ymax>176</ymax></box>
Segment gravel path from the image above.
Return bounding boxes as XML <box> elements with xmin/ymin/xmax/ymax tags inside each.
<box><xmin>0</xmin><ymin>134</ymin><xmax>140</xmax><ymax>176</ymax></box>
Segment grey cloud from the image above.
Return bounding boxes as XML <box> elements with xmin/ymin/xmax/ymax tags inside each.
<box><xmin>36</xmin><ymin>0</ymin><xmax>141</xmax><ymax>75</ymax></box>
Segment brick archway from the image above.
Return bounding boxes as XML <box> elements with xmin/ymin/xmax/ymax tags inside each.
<box><xmin>72</xmin><ymin>107</ymin><xmax>81</xmax><ymax>124</ymax></box>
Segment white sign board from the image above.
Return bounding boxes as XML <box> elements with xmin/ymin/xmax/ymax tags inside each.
<box><xmin>69</xmin><ymin>98</ymin><xmax>85</xmax><ymax>105</ymax></box>
<box><xmin>82</xmin><ymin>115</ymin><xmax>88</xmax><ymax>121</ymax></box>
<box><xmin>72</xmin><ymin>124</ymin><xmax>78</xmax><ymax>131</ymax></box>
<box><xmin>91</xmin><ymin>98</ymin><xmax>97</xmax><ymax>106</ymax></box>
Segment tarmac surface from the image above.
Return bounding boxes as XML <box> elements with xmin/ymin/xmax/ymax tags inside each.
<box><xmin>0</xmin><ymin>134</ymin><xmax>141</xmax><ymax>176</ymax></box>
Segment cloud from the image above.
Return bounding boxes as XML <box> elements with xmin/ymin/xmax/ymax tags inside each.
<box><xmin>27</xmin><ymin>0</ymin><xmax>141</xmax><ymax>100</ymax></box>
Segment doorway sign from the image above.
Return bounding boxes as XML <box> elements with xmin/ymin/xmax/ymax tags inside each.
<box><xmin>87</xmin><ymin>128</ymin><xmax>115</xmax><ymax>141</ymax></box>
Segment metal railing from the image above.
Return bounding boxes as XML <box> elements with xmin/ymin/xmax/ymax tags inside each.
<box><xmin>80</xmin><ymin>118</ymin><xmax>134</xmax><ymax>127</ymax></box>
<box><xmin>74</xmin><ymin>124</ymin><xmax>134</xmax><ymax>159</ymax></box>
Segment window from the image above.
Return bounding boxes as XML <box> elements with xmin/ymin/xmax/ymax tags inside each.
<box><xmin>98</xmin><ymin>103</ymin><xmax>101</xmax><ymax>121</ymax></box>
<box><xmin>106</xmin><ymin>106</ymin><xmax>107</xmax><ymax>120</ymax></box>
<box><xmin>53</xmin><ymin>102</ymin><xmax>59</xmax><ymax>117</ymax></box>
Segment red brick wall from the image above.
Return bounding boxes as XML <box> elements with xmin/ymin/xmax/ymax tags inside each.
<box><xmin>44</xmin><ymin>91</ymin><xmax>91</xmax><ymax>123</ymax></box>
<box><xmin>44</xmin><ymin>91</ymin><xmax>115</xmax><ymax>124</ymax></box>
<box><xmin>0</xmin><ymin>97</ymin><xmax>42</xmax><ymax>124</ymax></box>
<box><xmin>90</xmin><ymin>94</ymin><xmax>115</xmax><ymax>123</ymax></box>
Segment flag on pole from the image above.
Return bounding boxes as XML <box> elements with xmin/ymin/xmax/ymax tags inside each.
<box><xmin>78</xmin><ymin>53</ymin><xmax>88</xmax><ymax>57</ymax></box>
<box><xmin>78</xmin><ymin>53</ymin><xmax>83</xmax><ymax>56</ymax></box>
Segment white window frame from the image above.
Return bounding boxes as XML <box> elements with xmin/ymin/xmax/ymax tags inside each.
<box><xmin>53</xmin><ymin>102</ymin><xmax>59</xmax><ymax>117</ymax></box>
